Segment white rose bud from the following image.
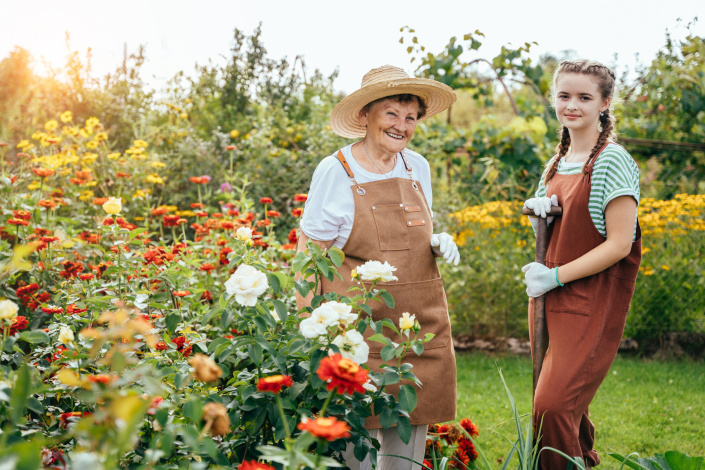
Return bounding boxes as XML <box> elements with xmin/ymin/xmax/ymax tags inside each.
<box><xmin>224</xmin><ymin>264</ymin><xmax>269</xmax><ymax>307</ymax></box>
<box><xmin>332</xmin><ymin>330</ymin><xmax>369</xmax><ymax>364</ymax></box>
<box><xmin>102</xmin><ymin>197</ymin><xmax>122</xmax><ymax>215</ymax></box>
<box><xmin>0</xmin><ymin>299</ymin><xmax>19</xmax><ymax>320</ymax></box>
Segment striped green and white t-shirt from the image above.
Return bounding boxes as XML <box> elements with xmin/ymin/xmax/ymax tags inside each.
<box><xmin>536</xmin><ymin>143</ymin><xmax>640</xmax><ymax>240</ymax></box>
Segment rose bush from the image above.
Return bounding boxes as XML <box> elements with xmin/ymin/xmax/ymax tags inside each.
<box><xmin>0</xmin><ymin>114</ymin><xmax>436</xmax><ymax>469</ymax></box>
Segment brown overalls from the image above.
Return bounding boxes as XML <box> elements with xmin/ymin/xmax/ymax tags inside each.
<box><xmin>322</xmin><ymin>150</ymin><xmax>457</xmax><ymax>429</ymax></box>
<box><xmin>530</xmin><ymin>145</ymin><xmax>641</xmax><ymax>468</ymax></box>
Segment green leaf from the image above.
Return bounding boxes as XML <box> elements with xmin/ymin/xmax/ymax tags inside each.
<box><xmin>18</xmin><ymin>330</ymin><xmax>50</xmax><ymax>344</ymax></box>
<box><xmin>244</xmin><ymin>406</ymin><xmax>267</xmax><ymax>436</ymax></box>
<box><xmin>398</xmin><ymin>385</ymin><xmax>418</xmax><ymax>413</ymax></box>
<box><xmin>267</xmin><ymin>272</ymin><xmax>281</xmax><ymax>293</ymax></box>
<box><xmin>218</xmin><ymin>293</ymin><xmax>227</xmax><ymax>309</ymax></box>
<box><xmin>294</xmin><ymin>279</ymin><xmax>310</xmax><ymax>297</ymax></box>
<box><xmin>272</xmin><ymin>300</ymin><xmax>288</xmax><ymax>323</ymax></box>
<box><xmin>26</xmin><ymin>396</ymin><xmax>43</xmax><ymax>414</ymax></box>
<box><xmin>183</xmin><ymin>399</ymin><xmax>202</xmax><ymax>423</ymax></box>
<box><xmin>220</xmin><ymin>308</ymin><xmax>234</xmax><ymax>328</ymax></box>
<box><xmin>412</xmin><ymin>342</ymin><xmax>424</xmax><ymax>356</ymax></box>
<box><xmin>10</xmin><ymin>363</ymin><xmax>30</xmax><ymax>424</ymax></box>
<box><xmin>380</xmin><ymin>291</ymin><xmax>395</xmax><ymax>308</ymax></box>
<box><xmin>382</xmin><ymin>371</ymin><xmax>400</xmax><ymax>386</ymax></box>
<box><xmin>248</xmin><ymin>342</ymin><xmax>263</xmax><ymax>366</ymax></box>
<box><xmin>273</xmin><ymin>271</ymin><xmax>289</xmax><ymax>290</ymax></box>
<box><xmin>128</xmin><ymin>227</ymin><xmax>148</xmax><ymax>240</ymax></box>
<box><xmin>380</xmin><ymin>408</ymin><xmax>397</xmax><ymax>429</ymax></box>
<box><xmin>359</xmin><ymin>303</ymin><xmax>372</xmax><ymax>316</ymax></box>
<box><xmin>664</xmin><ymin>451</ymin><xmax>704</xmax><ymax>470</ymax></box>
<box><xmin>165</xmin><ymin>314</ymin><xmax>180</xmax><ymax>334</ymax></box>
<box><xmin>207</xmin><ymin>337</ymin><xmax>229</xmax><ymax>354</ymax></box>
<box><xmin>366</xmin><ymin>333</ymin><xmax>391</xmax><ymax>345</ymax></box>
<box><xmin>315</xmin><ymin>258</ymin><xmax>330</xmax><ymax>277</ymax></box>
<box><xmin>381</xmin><ymin>345</ymin><xmax>396</xmax><ymax>362</ymax></box>
<box><xmin>292</xmin><ymin>251</ymin><xmax>310</xmax><ymax>273</ymax></box>
<box><xmin>396</xmin><ymin>415</ymin><xmax>412</xmax><ymax>444</ymax></box>
<box><xmin>328</xmin><ymin>246</ymin><xmax>345</xmax><ymax>267</ymax></box>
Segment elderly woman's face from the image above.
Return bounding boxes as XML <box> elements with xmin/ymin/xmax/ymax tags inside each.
<box><xmin>360</xmin><ymin>98</ymin><xmax>419</xmax><ymax>155</ymax></box>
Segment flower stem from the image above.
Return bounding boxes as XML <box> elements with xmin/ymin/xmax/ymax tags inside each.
<box><xmin>275</xmin><ymin>395</ymin><xmax>291</xmax><ymax>438</ymax></box>
<box><xmin>319</xmin><ymin>389</ymin><xmax>336</xmax><ymax>416</ymax></box>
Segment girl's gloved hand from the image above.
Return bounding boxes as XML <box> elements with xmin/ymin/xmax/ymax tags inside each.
<box><xmin>524</xmin><ymin>194</ymin><xmax>558</xmax><ymax>219</ymax></box>
<box><xmin>431</xmin><ymin>232</ymin><xmax>460</xmax><ymax>266</ymax></box>
<box><xmin>521</xmin><ymin>262</ymin><xmax>561</xmax><ymax>297</ymax></box>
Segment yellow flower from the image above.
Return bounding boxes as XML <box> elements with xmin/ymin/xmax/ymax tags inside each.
<box><xmin>661</xmin><ymin>265</ymin><xmax>670</xmax><ymax>271</ymax></box>
<box><xmin>107</xmin><ymin>152</ymin><xmax>121</xmax><ymax>160</ymax></box>
<box><xmin>58</xmin><ymin>326</ymin><xmax>74</xmax><ymax>345</ymax></box>
<box><xmin>151</xmin><ymin>161</ymin><xmax>166</xmax><ymax>168</ymax></box>
<box><xmin>350</xmin><ymin>268</ymin><xmax>358</xmax><ymax>279</ymax></box>
<box><xmin>45</xmin><ymin>120</ymin><xmax>58</xmax><ymax>131</ymax></box>
<box><xmin>133</xmin><ymin>139</ymin><xmax>148</xmax><ymax>148</ymax></box>
<box><xmin>180</xmin><ymin>112</ymin><xmax>188</xmax><ymax>119</ymax></box>
<box><xmin>94</xmin><ymin>132</ymin><xmax>108</xmax><ymax>142</ymax></box>
<box><xmin>27</xmin><ymin>181</ymin><xmax>41</xmax><ymax>190</ymax></box>
<box><xmin>16</xmin><ymin>140</ymin><xmax>29</xmax><ymax>149</ymax></box>
<box><xmin>82</xmin><ymin>153</ymin><xmax>98</xmax><ymax>164</ymax></box>
<box><xmin>31</xmin><ymin>131</ymin><xmax>46</xmax><ymax>140</ymax></box>
<box><xmin>79</xmin><ymin>190</ymin><xmax>95</xmax><ymax>202</ymax></box>
<box><xmin>85</xmin><ymin>117</ymin><xmax>100</xmax><ymax>129</ymax></box>
<box><xmin>146</xmin><ymin>174</ymin><xmax>164</xmax><ymax>184</ymax></box>
<box><xmin>132</xmin><ymin>189</ymin><xmax>149</xmax><ymax>199</ymax></box>
<box><xmin>229</xmin><ymin>129</ymin><xmax>240</xmax><ymax>139</ymax></box>
<box><xmin>399</xmin><ymin>312</ymin><xmax>416</xmax><ymax>330</ymax></box>
<box><xmin>62</xmin><ymin>126</ymin><xmax>79</xmax><ymax>136</ymax></box>
<box><xmin>79</xmin><ymin>129</ymin><xmax>90</xmax><ymax>138</ymax></box>
<box><xmin>60</xmin><ymin>111</ymin><xmax>73</xmax><ymax>123</ymax></box>
<box><xmin>85</xmin><ymin>140</ymin><xmax>98</xmax><ymax>149</ymax></box>
<box><xmin>102</xmin><ymin>197</ymin><xmax>123</xmax><ymax>215</ymax></box>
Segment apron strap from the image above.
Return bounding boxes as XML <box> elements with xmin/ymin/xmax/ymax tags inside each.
<box><xmin>399</xmin><ymin>150</ymin><xmax>419</xmax><ymax>191</ymax></box>
<box><xmin>582</xmin><ymin>142</ymin><xmax>610</xmax><ymax>183</ymax></box>
<box><xmin>336</xmin><ymin>150</ymin><xmax>366</xmax><ymax>195</ymax></box>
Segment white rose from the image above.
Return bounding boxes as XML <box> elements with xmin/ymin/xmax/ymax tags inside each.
<box><xmin>235</xmin><ymin>226</ymin><xmax>253</xmax><ymax>242</ymax></box>
<box><xmin>0</xmin><ymin>299</ymin><xmax>19</xmax><ymax>320</ymax></box>
<box><xmin>326</xmin><ymin>300</ymin><xmax>358</xmax><ymax>327</ymax></box>
<box><xmin>356</xmin><ymin>260</ymin><xmax>398</xmax><ymax>282</ymax></box>
<box><xmin>299</xmin><ymin>304</ymin><xmax>339</xmax><ymax>338</ymax></box>
<box><xmin>399</xmin><ymin>312</ymin><xmax>416</xmax><ymax>330</ymax></box>
<box><xmin>58</xmin><ymin>326</ymin><xmax>74</xmax><ymax>345</ymax></box>
<box><xmin>332</xmin><ymin>330</ymin><xmax>369</xmax><ymax>364</ymax></box>
<box><xmin>224</xmin><ymin>264</ymin><xmax>269</xmax><ymax>307</ymax></box>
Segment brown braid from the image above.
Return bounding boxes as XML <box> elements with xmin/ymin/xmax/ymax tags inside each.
<box><xmin>544</xmin><ymin>126</ymin><xmax>571</xmax><ymax>185</ymax></box>
<box><xmin>544</xmin><ymin>59</ymin><xmax>618</xmax><ymax>185</ymax></box>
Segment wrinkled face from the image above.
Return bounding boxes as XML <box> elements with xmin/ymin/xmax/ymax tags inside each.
<box><xmin>359</xmin><ymin>98</ymin><xmax>419</xmax><ymax>155</ymax></box>
<box><xmin>554</xmin><ymin>73</ymin><xmax>610</xmax><ymax>132</ymax></box>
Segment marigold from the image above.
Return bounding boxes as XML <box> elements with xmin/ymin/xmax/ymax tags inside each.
<box><xmin>316</xmin><ymin>354</ymin><xmax>368</xmax><ymax>395</ymax></box>
<box><xmin>297</xmin><ymin>416</ymin><xmax>351</xmax><ymax>441</ymax></box>
<box><xmin>257</xmin><ymin>375</ymin><xmax>294</xmax><ymax>394</ymax></box>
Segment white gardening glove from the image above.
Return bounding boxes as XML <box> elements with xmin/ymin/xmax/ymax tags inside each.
<box><xmin>521</xmin><ymin>262</ymin><xmax>561</xmax><ymax>297</ymax></box>
<box><xmin>431</xmin><ymin>232</ymin><xmax>460</xmax><ymax>266</ymax></box>
<box><xmin>525</xmin><ymin>194</ymin><xmax>558</xmax><ymax>233</ymax></box>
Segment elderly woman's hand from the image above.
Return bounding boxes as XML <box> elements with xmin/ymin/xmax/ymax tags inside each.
<box><xmin>431</xmin><ymin>232</ymin><xmax>460</xmax><ymax>266</ymax></box>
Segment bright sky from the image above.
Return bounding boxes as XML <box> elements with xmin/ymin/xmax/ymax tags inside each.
<box><xmin>1</xmin><ymin>0</ymin><xmax>703</xmax><ymax>94</ymax></box>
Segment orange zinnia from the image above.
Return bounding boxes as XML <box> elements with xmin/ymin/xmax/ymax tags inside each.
<box><xmin>291</xmin><ymin>208</ymin><xmax>303</xmax><ymax>217</ymax></box>
<box><xmin>13</xmin><ymin>210</ymin><xmax>31</xmax><ymax>220</ymax></box>
<box><xmin>265</xmin><ymin>210</ymin><xmax>280</xmax><ymax>218</ymax></box>
<box><xmin>38</xmin><ymin>199</ymin><xmax>56</xmax><ymax>209</ymax></box>
<box><xmin>316</xmin><ymin>354</ymin><xmax>368</xmax><ymax>395</ymax></box>
<box><xmin>259</xmin><ymin>197</ymin><xmax>273</xmax><ymax>204</ymax></box>
<box><xmin>173</xmin><ymin>290</ymin><xmax>190</xmax><ymax>297</ymax></box>
<box><xmin>189</xmin><ymin>176</ymin><xmax>209</xmax><ymax>184</ymax></box>
<box><xmin>297</xmin><ymin>416</ymin><xmax>351</xmax><ymax>441</ymax></box>
<box><xmin>256</xmin><ymin>375</ymin><xmax>294</xmax><ymax>394</ymax></box>
<box><xmin>238</xmin><ymin>461</ymin><xmax>275</xmax><ymax>470</ymax></box>
<box><xmin>32</xmin><ymin>167</ymin><xmax>55</xmax><ymax>178</ymax></box>
<box><xmin>293</xmin><ymin>193</ymin><xmax>308</xmax><ymax>202</ymax></box>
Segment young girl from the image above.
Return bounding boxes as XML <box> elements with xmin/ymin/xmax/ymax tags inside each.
<box><xmin>521</xmin><ymin>60</ymin><xmax>641</xmax><ymax>469</ymax></box>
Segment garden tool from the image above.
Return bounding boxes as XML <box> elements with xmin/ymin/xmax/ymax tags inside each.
<box><xmin>522</xmin><ymin>205</ymin><xmax>563</xmax><ymax>397</ymax></box>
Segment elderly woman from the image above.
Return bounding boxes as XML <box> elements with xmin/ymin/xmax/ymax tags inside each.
<box><xmin>297</xmin><ymin>65</ymin><xmax>461</xmax><ymax>470</ymax></box>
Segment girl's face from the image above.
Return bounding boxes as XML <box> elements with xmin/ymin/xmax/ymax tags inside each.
<box><xmin>554</xmin><ymin>73</ymin><xmax>610</xmax><ymax>132</ymax></box>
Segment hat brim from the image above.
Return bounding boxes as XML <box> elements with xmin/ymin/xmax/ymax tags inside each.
<box><xmin>329</xmin><ymin>78</ymin><xmax>457</xmax><ymax>138</ymax></box>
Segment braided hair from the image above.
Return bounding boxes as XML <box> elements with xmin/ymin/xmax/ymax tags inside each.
<box><xmin>543</xmin><ymin>60</ymin><xmax>618</xmax><ymax>185</ymax></box>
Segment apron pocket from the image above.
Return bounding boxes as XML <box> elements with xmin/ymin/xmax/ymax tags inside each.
<box><xmin>546</xmin><ymin>274</ymin><xmax>597</xmax><ymax>316</ymax></box>
<box><xmin>372</xmin><ymin>204</ymin><xmax>410</xmax><ymax>251</ymax></box>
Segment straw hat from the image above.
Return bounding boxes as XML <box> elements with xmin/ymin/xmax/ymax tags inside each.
<box><xmin>330</xmin><ymin>65</ymin><xmax>457</xmax><ymax>138</ymax></box>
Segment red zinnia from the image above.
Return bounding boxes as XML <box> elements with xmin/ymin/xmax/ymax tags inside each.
<box><xmin>288</xmin><ymin>228</ymin><xmax>298</xmax><ymax>243</ymax></box>
<box><xmin>265</xmin><ymin>210</ymin><xmax>280</xmax><ymax>218</ymax></box>
<box><xmin>66</xmin><ymin>304</ymin><xmax>87</xmax><ymax>315</ymax></box>
<box><xmin>173</xmin><ymin>290</ymin><xmax>190</xmax><ymax>297</ymax></box>
<box><xmin>259</xmin><ymin>197</ymin><xmax>273</xmax><ymax>204</ymax></box>
<box><xmin>162</xmin><ymin>214</ymin><xmax>180</xmax><ymax>227</ymax></box>
<box><xmin>297</xmin><ymin>416</ymin><xmax>351</xmax><ymax>441</ymax></box>
<box><xmin>41</xmin><ymin>306</ymin><xmax>64</xmax><ymax>315</ymax></box>
<box><xmin>13</xmin><ymin>210</ymin><xmax>31</xmax><ymax>220</ymax></box>
<box><xmin>316</xmin><ymin>354</ymin><xmax>368</xmax><ymax>395</ymax></box>
<box><xmin>154</xmin><ymin>341</ymin><xmax>167</xmax><ymax>351</ymax></box>
<box><xmin>79</xmin><ymin>273</ymin><xmax>95</xmax><ymax>281</ymax></box>
<box><xmin>116</xmin><ymin>172</ymin><xmax>131</xmax><ymax>178</ymax></box>
<box><xmin>152</xmin><ymin>206</ymin><xmax>168</xmax><ymax>216</ymax></box>
<box><xmin>459</xmin><ymin>418</ymin><xmax>479</xmax><ymax>438</ymax></box>
<box><xmin>9</xmin><ymin>316</ymin><xmax>29</xmax><ymax>335</ymax></box>
<box><xmin>291</xmin><ymin>208</ymin><xmax>303</xmax><ymax>217</ymax></box>
<box><xmin>294</xmin><ymin>193</ymin><xmax>308</xmax><ymax>202</ymax></box>
<box><xmin>225</xmin><ymin>145</ymin><xmax>236</xmax><ymax>151</ymax></box>
<box><xmin>189</xmin><ymin>176</ymin><xmax>209</xmax><ymax>184</ymax></box>
<box><xmin>257</xmin><ymin>375</ymin><xmax>294</xmax><ymax>394</ymax></box>
<box><xmin>87</xmin><ymin>374</ymin><xmax>114</xmax><ymax>384</ymax></box>
<box><xmin>200</xmin><ymin>263</ymin><xmax>216</xmax><ymax>272</ymax></box>
<box><xmin>7</xmin><ymin>218</ymin><xmax>29</xmax><ymax>226</ymax></box>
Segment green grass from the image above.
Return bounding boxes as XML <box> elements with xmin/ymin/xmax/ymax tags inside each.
<box><xmin>454</xmin><ymin>352</ymin><xmax>705</xmax><ymax>468</ymax></box>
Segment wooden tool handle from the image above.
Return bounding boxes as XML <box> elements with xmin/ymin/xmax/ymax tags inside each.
<box><xmin>522</xmin><ymin>207</ymin><xmax>563</xmax><ymax>217</ymax></box>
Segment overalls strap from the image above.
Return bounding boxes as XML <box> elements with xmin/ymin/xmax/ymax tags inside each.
<box><xmin>336</xmin><ymin>150</ymin><xmax>366</xmax><ymax>195</ymax></box>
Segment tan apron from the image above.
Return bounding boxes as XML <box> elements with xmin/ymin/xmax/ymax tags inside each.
<box><xmin>321</xmin><ymin>150</ymin><xmax>457</xmax><ymax>429</ymax></box>
<box><xmin>529</xmin><ymin>144</ymin><xmax>641</xmax><ymax>468</ymax></box>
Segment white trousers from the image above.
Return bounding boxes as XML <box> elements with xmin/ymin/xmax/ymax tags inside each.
<box><xmin>342</xmin><ymin>425</ymin><xmax>428</xmax><ymax>470</ymax></box>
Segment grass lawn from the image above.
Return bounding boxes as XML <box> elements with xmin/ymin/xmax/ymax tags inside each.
<box><xmin>454</xmin><ymin>352</ymin><xmax>705</xmax><ymax>468</ymax></box>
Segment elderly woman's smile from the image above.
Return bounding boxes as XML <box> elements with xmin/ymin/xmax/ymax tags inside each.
<box><xmin>362</xmin><ymin>99</ymin><xmax>419</xmax><ymax>158</ymax></box>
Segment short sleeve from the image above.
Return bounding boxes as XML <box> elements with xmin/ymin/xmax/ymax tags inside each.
<box><xmin>299</xmin><ymin>156</ymin><xmax>355</xmax><ymax>242</ymax></box>
<box><xmin>592</xmin><ymin>146</ymin><xmax>640</xmax><ymax>212</ymax></box>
